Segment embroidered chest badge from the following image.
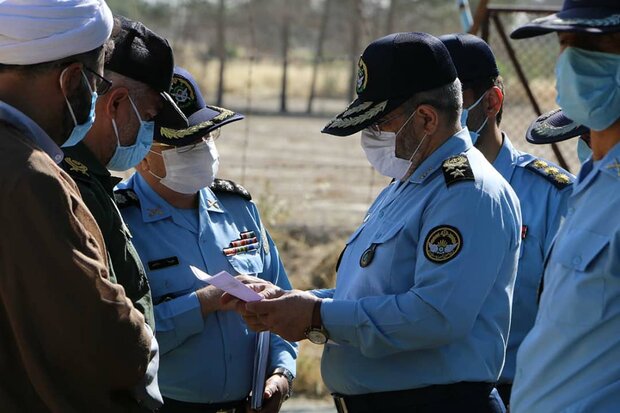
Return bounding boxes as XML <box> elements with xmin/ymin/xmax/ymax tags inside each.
<box><xmin>424</xmin><ymin>225</ymin><xmax>463</xmax><ymax>263</ymax></box>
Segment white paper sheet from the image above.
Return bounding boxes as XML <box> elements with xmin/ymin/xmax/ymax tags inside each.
<box><xmin>189</xmin><ymin>266</ymin><xmax>263</xmax><ymax>302</ymax></box>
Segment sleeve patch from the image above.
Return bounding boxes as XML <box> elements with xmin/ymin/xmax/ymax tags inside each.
<box><xmin>424</xmin><ymin>225</ymin><xmax>462</xmax><ymax>264</ymax></box>
<box><xmin>210</xmin><ymin>178</ymin><xmax>252</xmax><ymax>201</ymax></box>
<box><xmin>442</xmin><ymin>155</ymin><xmax>474</xmax><ymax>187</ymax></box>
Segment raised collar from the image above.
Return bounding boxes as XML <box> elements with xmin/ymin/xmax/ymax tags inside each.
<box><xmin>576</xmin><ymin>140</ymin><xmax>620</xmax><ymax>195</ymax></box>
<box><xmin>492</xmin><ymin>133</ymin><xmax>522</xmax><ymax>182</ymax></box>
<box><xmin>0</xmin><ymin>100</ymin><xmax>63</xmax><ymax>164</ymax></box>
<box><xmin>408</xmin><ymin>128</ymin><xmax>473</xmax><ymax>184</ymax></box>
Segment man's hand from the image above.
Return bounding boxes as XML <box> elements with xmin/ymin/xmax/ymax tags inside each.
<box><xmin>246</xmin><ymin>374</ymin><xmax>289</xmax><ymax>413</ymax></box>
<box><xmin>243</xmin><ymin>290</ymin><xmax>319</xmax><ymax>341</ymax></box>
<box><xmin>196</xmin><ymin>285</ymin><xmax>234</xmax><ymax>317</ymax></box>
<box><xmin>221</xmin><ymin>278</ymin><xmax>287</xmax><ymax>331</ymax></box>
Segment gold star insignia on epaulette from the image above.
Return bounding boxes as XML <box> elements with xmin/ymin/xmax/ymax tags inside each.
<box><xmin>544</xmin><ymin>166</ymin><xmax>559</xmax><ymax>175</ymax></box>
<box><xmin>532</xmin><ymin>160</ymin><xmax>548</xmax><ymax>170</ymax></box>
<box><xmin>64</xmin><ymin>157</ymin><xmax>88</xmax><ymax>176</ymax></box>
<box><xmin>441</xmin><ymin>155</ymin><xmax>474</xmax><ymax>187</ymax></box>
<box><xmin>555</xmin><ymin>174</ymin><xmax>570</xmax><ymax>184</ymax></box>
<box><xmin>443</xmin><ymin>156</ymin><xmax>468</xmax><ymax>176</ymax></box>
<box><xmin>607</xmin><ymin>159</ymin><xmax>620</xmax><ymax>176</ymax></box>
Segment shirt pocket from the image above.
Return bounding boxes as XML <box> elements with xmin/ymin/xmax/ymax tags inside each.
<box><xmin>226</xmin><ymin>249</ymin><xmax>264</xmax><ymax>275</ymax></box>
<box><xmin>547</xmin><ymin>230</ymin><xmax>609</xmax><ymax>325</ymax></box>
<box><xmin>147</xmin><ymin>262</ymin><xmax>196</xmax><ymax>303</ymax></box>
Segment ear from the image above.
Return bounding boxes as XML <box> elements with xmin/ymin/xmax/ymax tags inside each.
<box><xmin>485</xmin><ymin>86</ymin><xmax>503</xmax><ymax>118</ymax></box>
<box><xmin>416</xmin><ymin>104</ymin><xmax>439</xmax><ymax>135</ymax></box>
<box><xmin>59</xmin><ymin>62</ymin><xmax>84</xmax><ymax>97</ymax></box>
<box><xmin>101</xmin><ymin>86</ymin><xmax>130</xmax><ymax>119</ymax></box>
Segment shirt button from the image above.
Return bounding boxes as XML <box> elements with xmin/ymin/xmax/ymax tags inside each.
<box><xmin>568</xmin><ymin>207</ymin><xmax>575</xmax><ymax>215</ymax></box>
<box><xmin>165</xmin><ymin>281</ymin><xmax>170</xmax><ymax>288</ymax></box>
<box><xmin>572</xmin><ymin>256</ymin><xmax>582</xmax><ymax>266</ymax></box>
<box><xmin>379</xmin><ymin>211</ymin><xmax>384</xmax><ymax>218</ymax></box>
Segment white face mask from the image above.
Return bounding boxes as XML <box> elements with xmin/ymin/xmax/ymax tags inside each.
<box><xmin>150</xmin><ymin>139</ymin><xmax>220</xmax><ymax>194</ymax></box>
<box><xmin>361</xmin><ymin>110</ymin><xmax>427</xmax><ymax>180</ymax></box>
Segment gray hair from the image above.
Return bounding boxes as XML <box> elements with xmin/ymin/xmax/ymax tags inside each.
<box><xmin>104</xmin><ymin>70</ymin><xmax>152</xmax><ymax>104</ymax></box>
<box><xmin>403</xmin><ymin>78</ymin><xmax>463</xmax><ymax>126</ymax></box>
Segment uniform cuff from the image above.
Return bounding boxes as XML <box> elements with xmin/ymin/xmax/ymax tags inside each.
<box><xmin>320</xmin><ymin>299</ymin><xmax>359</xmax><ymax>346</ymax></box>
<box><xmin>173</xmin><ymin>292</ymin><xmax>204</xmax><ymax>338</ymax></box>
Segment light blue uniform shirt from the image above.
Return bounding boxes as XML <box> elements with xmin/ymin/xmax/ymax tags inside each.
<box><xmin>493</xmin><ymin>135</ymin><xmax>573</xmax><ymax>383</ymax></box>
<box><xmin>319</xmin><ymin>129</ymin><xmax>522</xmax><ymax>395</ymax></box>
<box><xmin>116</xmin><ymin>174</ymin><xmax>297</xmax><ymax>404</ymax></box>
<box><xmin>511</xmin><ymin>141</ymin><xmax>620</xmax><ymax>413</ymax></box>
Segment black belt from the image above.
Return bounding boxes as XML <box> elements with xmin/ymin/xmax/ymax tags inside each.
<box><xmin>160</xmin><ymin>397</ymin><xmax>245</xmax><ymax>413</ymax></box>
<box><xmin>333</xmin><ymin>382</ymin><xmax>498</xmax><ymax>413</ymax></box>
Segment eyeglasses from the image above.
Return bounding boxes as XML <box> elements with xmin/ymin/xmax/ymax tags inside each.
<box><xmin>83</xmin><ymin>66</ymin><xmax>113</xmax><ymax>95</ymax></box>
<box><xmin>369</xmin><ymin>111</ymin><xmax>405</xmax><ymax>134</ymax></box>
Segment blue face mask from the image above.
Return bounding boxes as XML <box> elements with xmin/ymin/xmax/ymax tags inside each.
<box><xmin>577</xmin><ymin>137</ymin><xmax>592</xmax><ymax>165</ymax></box>
<box><xmin>106</xmin><ymin>95</ymin><xmax>154</xmax><ymax>171</ymax></box>
<box><xmin>460</xmin><ymin>92</ymin><xmax>488</xmax><ymax>145</ymax></box>
<box><xmin>61</xmin><ymin>69</ymin><xmax>97</xmax><ymax>148</ymax></box>
<box><xmin>556</xmin><ymin>47</ymin><xmax>620</xmax><ymax>131</ymax></box>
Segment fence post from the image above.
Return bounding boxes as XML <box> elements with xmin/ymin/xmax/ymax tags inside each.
<box><xmin>306</xmin><ymin>0</ymin><xmax>331</xmax><ymax>114</ymax></box>
<box><xmin>348</xmin><ymin>0</ymin><xmax>362</xmax><ymax>102</ymax></box>
<box><xmin>280</xmin><ymin>0</ymin><xmax>291</xmax><ymax>113</ymax></box>
<box><xmin>216</xmin><ymin>0</ymin><xmax>226</xmax><ymax>107</ymax></box>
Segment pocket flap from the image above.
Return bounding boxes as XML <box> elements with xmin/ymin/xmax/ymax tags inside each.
<box><xmin>226</xmin><ymin>249</ymin><xmax>264</xmax><ymax>275</ymax></box>
<box><xmin>346</xmin><ymin>223</ymin><xmax>366</xmax><ymax>245</ymax></box>
<box><xmin>556</xmin><ymin>229</ymin><xmax>609</xmax><ymax>272</ymax></box>
<box><xmin>372</xmin><ymin>220</ymin><xmax>406</xmax><ymax>244</ymax></box>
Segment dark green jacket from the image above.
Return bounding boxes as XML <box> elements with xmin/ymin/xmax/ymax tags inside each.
<box><xmin>62</xmin><ymin>142</ymin><xmax>155</xmax><ymax>329</ymax></box>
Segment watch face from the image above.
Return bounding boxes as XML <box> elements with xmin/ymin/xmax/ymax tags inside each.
<box><xmin>306</xmin><ymin>329</ymin><xmax>328</xmax><ymax>345</ymax></box>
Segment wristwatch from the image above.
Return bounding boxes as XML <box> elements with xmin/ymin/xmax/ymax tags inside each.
<box><xmin>272</xmin><ymin>367</ymin><xmax>294</xmax><ymax>400</ymax></box>
<box><xmin>304</xmin><ymin>300</ymin><xmax>329</xmax><ymax>345</ymax></box>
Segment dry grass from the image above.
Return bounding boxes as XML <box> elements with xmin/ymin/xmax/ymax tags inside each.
<box><xmin>174</xmin><ymin>46</ymin><xmax>351</xmax><ymax>102</ymax></box>
<box><xmin>267</xmin><ymin>226</ymin><xmax>345</xmax><ymax>397</ymax></box>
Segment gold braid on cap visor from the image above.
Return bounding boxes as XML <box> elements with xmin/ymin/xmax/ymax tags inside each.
<box><xmin>160</xmin><ymin>107</ymin><xmax>235</xmax><ymax>139</ymax></box>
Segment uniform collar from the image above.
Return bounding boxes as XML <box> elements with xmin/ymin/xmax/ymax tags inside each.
<box><xmin>408</xmin><ymin>128</ymin><xmax>473</xmax><ymax>184</ymax></box>
<box><xmin>62</xmin><ymin>141</ymin><xmax>121</xmax><ymax>191</ymax></box>
<box><xmin>492</xmin><ymin>133</ymin><xmax>522</xmax><ymax>182</ymax></box>
<box><xmin>199</xmin><ymin>186</ymin><xmax>225</xmax><ymax>214</ymax></box>
<box><xmin>132</xmin><ymin>173</ymin><xmax>174</xmax><ymax>223</ymax></box>
<box><xmin>0</xmin><ymin>100</ymin><xmax>63</xmax><ymax>164</ymax></box>
<box><xmin>576</xmin><ymin>140</ymin><xmax>620</xmax><ymax>194</ymax></box>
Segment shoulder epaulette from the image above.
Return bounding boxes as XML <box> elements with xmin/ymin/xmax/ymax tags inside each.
<box><xmin>524</xmin><ymin>159</ymin><xmax>573</xmax><ymax>190</ymax></box>
<box><xmin>114</xmin><ymin>188</ymin><xmax>141</xmax><ymax>209</ymax></box>
<box><xmin>210</xmin><ymin>178</ymin><xmax>252</xmax><ymax>201</ymax></box>
<box><xmin>441</xmin><ymin>155</ymin><xmax>475</xmax><ymax>187</ymax></box>
<box><xmin>62</xmin><ymin>157</ymin><xmax>90</xmax><ymax>180</ymax></box>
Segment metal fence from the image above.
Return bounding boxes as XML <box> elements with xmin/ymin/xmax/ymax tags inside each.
<box><xmin>116</xmin><ymin>3</ymin><xmax>580</xmax><ymax>232</ymax></box>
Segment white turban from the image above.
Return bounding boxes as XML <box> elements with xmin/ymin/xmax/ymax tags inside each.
<box><xmin>0</xmin><ymin>0</ymin><xmax>113</xmax><ymax>65</ymax></box>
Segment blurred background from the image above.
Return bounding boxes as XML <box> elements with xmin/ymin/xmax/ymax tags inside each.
<box><xmin>107</xmin><ymin>0</ymin><xmax>571</xmax><ymax>406</ymax></box>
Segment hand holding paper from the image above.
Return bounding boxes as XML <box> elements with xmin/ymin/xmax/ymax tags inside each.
<box><xmin>190</xmin><ymin>266</ymin><xmax>263</xmax><ymax>302</ymax></box>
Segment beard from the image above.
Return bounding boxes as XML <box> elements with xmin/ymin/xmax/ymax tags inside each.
<box><xmin>61</xmin><ymin>78</ymin><xmax>93</xmax><ymax>142</ymax></box>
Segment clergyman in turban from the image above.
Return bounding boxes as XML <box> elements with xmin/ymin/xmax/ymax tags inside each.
<box><xmin>0</xmin><ymin>1</ymin><xmax>158</xmax><ymax>411</ymax></box>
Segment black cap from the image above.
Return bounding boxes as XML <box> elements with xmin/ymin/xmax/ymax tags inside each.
<box><xmin>155</xmin><ymin>67</ymin><xmax>244</xmax><ymax>147</ymax></box>
<box><xmin>322</xmin><ymin>32</ymin><xmax>457</xmax><ymax>137</ymax></box>
<box><xmin>439</xmin><ymin>33</ymin><xmax>499</xmax><ymax>85</ymax></box>
<box><xmin>511</xmin><ymin>0</ymin><xmax>620</xmax><ymax>39</ymax></box>
<box><xmin>526</xmin><ymin>108</ymin><xmax>589</xmax><ymax>144</ymax></box>
<box><xmin>106</xmin><ymin>16</ymin><xmax>187</xmax><ymax>128</ymax></box>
